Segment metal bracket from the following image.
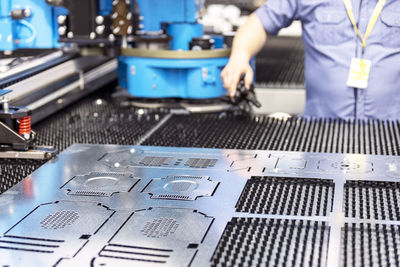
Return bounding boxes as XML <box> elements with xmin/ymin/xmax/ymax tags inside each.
<box><xmin>0</xmin><ymin>146</ymin><xmax>57</xmax><ymax>160</ymax></box>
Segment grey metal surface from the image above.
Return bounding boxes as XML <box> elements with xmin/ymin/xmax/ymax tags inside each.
<box><xmin>0</xmin><ymin>51</ymin><xmax>64</xmax><ymax>81</ymax></box>
<box><xmin>97</xmin><ymin>207</ymin><xmax>213</xmax><ymax>266</ymax></box>
<box><xmin>61</xmin><ymin>172</ymin><xmax>140</xmax><ymax>197</ymax></box>
<box><xmin>5</xmin><ymin>55</ymin><xmax>117</xmax><ymax>124</ymax></box>
<box><xmin>143</xmin><ymin>175</ymin><xmax>219</xmax><ymax>201</ymax></box>
<box><xmin>0</xmin><ymin>146</ymin><xmax>56</xmax><ymax>160</ymax></box>
<box><xmin>1</xmin><ymin>201</ymin><xmax>114</xmax><ymax>267</ymax></box>
<box><xmin>25</xmin><ymin>59</ymin><xmax>117</xmax><ymax>111</ymax></box>
<box><xmin>1</xmin><ymin>144</ymin><xmax>400</xmax><ymax>266</ymax></box>
<box><xmin>6</xmin><ymin>57</ymin><xmax>93</xmax><ymax>101</ymax></box>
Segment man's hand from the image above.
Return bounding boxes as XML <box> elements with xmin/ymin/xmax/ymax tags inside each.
<box><xmin>220</xmin><ymin>13</ymin><xmax>267</xmax><ymax>100</ymax></box>
<box><xmin>221</xmin><ymin>58</ymin><xmax>254</xmax><ymax>99</ymax></box>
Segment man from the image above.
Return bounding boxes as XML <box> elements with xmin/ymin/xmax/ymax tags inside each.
<box><xmin>221</xmin><ymin>0</ymin><xmax>400</xmax><ymax>119</ymax></box>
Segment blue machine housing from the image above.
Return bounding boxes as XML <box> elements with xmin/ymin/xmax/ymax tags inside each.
<box><xmin>119</xmin><ymin>55</ymin><xmax>228</xmax><ymax>99</ymax></box>
<box><xmin>0</xmin><ymin>0</ymin><xmax>67</xmax><ymax>52</ymax></box>
<box><xmin>119</xmin><ymin>0</ymin><xmax>229</xmax><ymax>99</ymax></box>
<box><xmin>167</xmin><ymin>23</ymin><xmax>203</xmax><ymax>51</ymax></box>
<box><xmin>98</xmin><ymin>0</ymin><xmax>113</xmax><ymax>16</ymax></box>
<box><xmin>136</xmin><ymin>0</ymin><xmax>199</xmax><ymax>33</ymax></box>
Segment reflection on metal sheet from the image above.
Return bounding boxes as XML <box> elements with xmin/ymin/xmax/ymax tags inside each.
<box><xmin>317</xmin><ymin>158</ymin><xmax>374</xmax><ymax>174</ymax></box>
<box><xmin>143</xmin><ymin>175</ymin><xmax>219</xmax><ymax>201</ymax></box>
<box><xmin>98</xmin><ymin>208</ymin><xmax>213</xmax><ymax>266</ymax></box>
<box><xmin>385</xmin><ymin>160</ymin><xmax>400</xmax><ymax>179</ymax></box>
<box><xmin>276</xmin><ymin>156</ymin><xmax>308</xmax><ymax>171</ymax></box>
<box><xmin>61</xmin><ymin>172</ymin><xmax>140</xmax><ymax>197</ymax></box>
<box><xmin>99</xmin><ymin>148</ymin><xmax>223</xmax><ymax>171</ymax></box>
<box><xmin>0</xmin><ymin>201</ymin><xmax>114</xmax><ymax>266</ymax></box>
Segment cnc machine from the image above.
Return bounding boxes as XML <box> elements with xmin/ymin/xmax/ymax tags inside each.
<box><xmin>0</xmin><ymin>1</ymin><xmax>399</xmax><ymax>267</ymax></box>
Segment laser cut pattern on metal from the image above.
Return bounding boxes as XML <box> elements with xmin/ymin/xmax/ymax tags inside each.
<box><xmin>40</xmin><ymin>210</ymin><xmax>80</xmax><ymax>229</ymax></box>
<box><xmin>99</xmin><ymin>148</ymin><xmax>223</xmax><ymax>171</ymax></box>
<box><xmin>0</xmin><ymin>201</ymin><xmax>114</xmax><ymax>267</ymax></box>
<box><xmin>1</xmin><ymin>144</ymin><xmax>400</xmax><ymax>266</ymax></box>
<box><xmin>61</xmin><ymin>172</ymin><xmax>140</xmax><ymax>197</ymax></box>
<box><xmin>143</xmin><ymin>175</ymin><xmax>219</xmax><ymax>201</ymax></box>
<box><xmin>96</xmin><ymin>208</ymin><xmax>213</xmax><ymax>266</ymax></box>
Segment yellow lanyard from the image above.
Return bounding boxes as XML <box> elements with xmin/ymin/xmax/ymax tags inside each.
<box><xmin>343</xmin><ymin>0</ymin><xmax>386</xmax><ymax>48</ymax></box>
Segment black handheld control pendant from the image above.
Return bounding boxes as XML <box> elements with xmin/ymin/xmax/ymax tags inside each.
<box><xmin>232</xmin><ymin>74</ymin><xmax>262</xmax><ymax>111</ymax></box>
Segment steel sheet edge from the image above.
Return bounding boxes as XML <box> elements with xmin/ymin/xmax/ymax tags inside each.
<box><xmin>1</xmin><ymin>144</ymin><xmax>400</xmax><ymax>266</ymax></box>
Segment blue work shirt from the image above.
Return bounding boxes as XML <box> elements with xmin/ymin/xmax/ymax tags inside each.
<box><xmin>255</xmin><ymin>0</ymin><xmax>400</xmax><ymax>120</ymax></box>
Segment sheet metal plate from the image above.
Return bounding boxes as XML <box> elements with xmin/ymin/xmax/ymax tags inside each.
<box><xmin>1</xmin><ymin>144</ymin><xmax>400</xmax><ymax>266</ymax></box>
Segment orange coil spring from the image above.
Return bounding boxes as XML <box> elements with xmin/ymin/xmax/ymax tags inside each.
<box><xmin>19</xmin><ymin>116</ymin><xmax>31</xmax><ymax>135</ymax></box>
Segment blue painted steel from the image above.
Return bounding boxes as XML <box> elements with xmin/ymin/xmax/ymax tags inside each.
<box><xmin>119</xmin><ymin>55</ymin><xmax>229</xmax><ymax>99</ymax></box>
<box><xmin>136</xmin><ymin>0</ymin><xmax>197</xmax><ymax>32</ymax></box>
<box><xmin>167</xmin><ymin>23</ymin><xmax>203</xmax><ymax>50</ymax></box>
<box><xmin>98</xmin><ymin>0</ymin><xmax>112</xmax><ymax>15</ymax></box>
<box><xmin>211</xmin><ymin>35</ymin><xmax>225</xmax><ymax>49</ymax></box>
<box><xmin>0</xmin><ymin>0</ymin><xmax>67</xmax><ymax>51</ymax></box>
<box><xmin>118</xmin><ymin>0</ymin><xmax>229</xmax><ymax>100</ymax></box>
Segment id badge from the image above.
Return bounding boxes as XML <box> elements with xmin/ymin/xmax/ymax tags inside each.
<box><xmin>346</xmin><ymin>58</ymin><xmax>372</xmax><ymax>89</ymax></box>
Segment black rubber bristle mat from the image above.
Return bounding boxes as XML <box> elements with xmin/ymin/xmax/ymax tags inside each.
<box><xmin>236</xmin><ymin>176</ymin><xmax>334</xmax><ymax>216</ymax></box>
<box><xmin>344</xmin><ymin>181</ymin><xmax>400</xmax><ymax>221</ymax></box>
<box><xmin>211</xmin><ymin>217</ymin><xmax>329</xmax><ymax>266</ymax></box>
<box><xmin>142</xmin><ymin>114</ymin><xmax>400</xmax><ymax>155</ymax></box>
<box><xmin>143</xmin><ymin>113</ymin><xmax>276</xmax><ymax>149</ymax></box>
<box><xmin>34</xmin><ymin>90</ymin><xmax>163</xmax><ymax>152</ymax></box>
<box><xmin>0</xmin><ymin>159</ymin><xmax>45</xmax><ymax>194</ymax></box>
<box><xmin>341</xmin><ymin>223</ymin><xmax>400</xmax><ymax>266</ymax></box>
<box><xmin>0</xmin><ymin>87</ymin><xmax>164</xmax><ymax>194</ymax></box>
<box><xmin>255</xmin><ymin>36</ymin><xmax>305</xmax><ymax>88</ymax></box>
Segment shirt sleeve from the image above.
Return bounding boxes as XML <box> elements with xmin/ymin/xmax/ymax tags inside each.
<box><xmin>254</xmin><ymin>0</ymin><xmax>299</xmax><ymax>35</ymax></box>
